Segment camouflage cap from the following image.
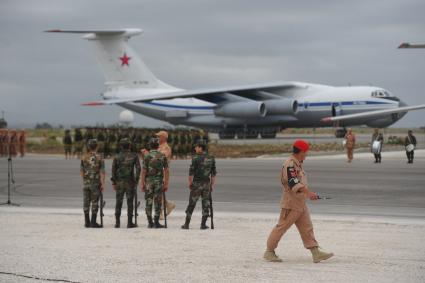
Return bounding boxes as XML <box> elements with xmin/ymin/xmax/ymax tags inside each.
<box><xmin>87</xmin><ymin>139</ymin><xmax>98</xmax><ymax>146</ymax></box>
<box><xmin>119</xmin><ymin>138</ymin><xmax>130</xmax><ymax>147</ymax></box>
<box><xmin>194</xmin><ymin>139</ymin><xmax>207</xmax><ymax>146</ymax></box>
<box><xmin>149</xmin><ymin>137</ymin><xmax>160</xmax><ymax>148</ymax></box>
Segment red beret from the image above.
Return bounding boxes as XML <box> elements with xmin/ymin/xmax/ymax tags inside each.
<box><xmin>293</xmin><ymin>139</ymin><xmax>309</xmax><ymax>152</ymax></box>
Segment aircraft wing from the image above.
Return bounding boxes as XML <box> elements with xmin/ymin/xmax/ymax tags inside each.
<box><xmin>82</xmin><ymin>81</ymin><xmax>298</xmax><ymax>106</ymax></box>
<box><xmin>321</xmin><ymin>104</ymin><xmax>425</xmax><ymax>123</ymax></box>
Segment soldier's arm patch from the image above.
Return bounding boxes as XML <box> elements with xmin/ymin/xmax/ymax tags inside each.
<box><xmin>287</xmin><ymin>166</ymin><xmax>299</xmax><ymax>188</ymax></box>
<box><xmin>189</xmin><ymin>157</ymin><xmax>195</xmax><ymax>176</ymax></box>
<box><xmin>211</xmin><ymin>157</ymin><xmax>217</xmax><ymax>176</ymax></box>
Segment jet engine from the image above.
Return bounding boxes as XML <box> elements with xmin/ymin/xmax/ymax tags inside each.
<box><xmin>214</xmin><ymin>101</ymin><xmax>267</xmax><ymax>118</ymax></box>
<box><xmin>264</xmin><ymin>99</ymin><xmax>298</xmax><ymax>115</ymax></box>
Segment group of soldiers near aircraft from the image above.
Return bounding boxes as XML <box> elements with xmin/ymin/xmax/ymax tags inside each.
<box><xmin>80</xmin><ymin>130</ymin><xmax>216</xmax><ymax>231</ymax></box>
<box><xmin>81</xmin><ymin>130</ymin><xmax>334</xmax><ymax>263</ymax></box>
<box><xmin>0</xmin><ymin>129</ymin><xmax>26</xmax><ymax>158</ymax></box>
<box><xmin>63</xmin><ymin>127</ymin><xmax>209</xmax><ymax>160</ymax></box>
<box><xmin>343</xmin><ymin>128</ymin><xmax>418</xmax><ymax>164</ymax></box>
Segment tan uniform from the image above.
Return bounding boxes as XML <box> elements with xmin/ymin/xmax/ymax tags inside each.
<box><xmin>159</xmin><ymin>143</ymin><xmax>172</xmax><ymax>162</ymax></box>
<box><xmin>158</xmin><ymin>142</ymin><xmax>175</xmax><ymax>218</ymax></box>
<box><xmin>267</xmin><ymin>155</ymin><xmax>318</xmax><ymax>250</ymax></box>
<box><xmin>345</xmin><ymin>133</ymin><xmax>355</xmax><ymax>162</ymax></box>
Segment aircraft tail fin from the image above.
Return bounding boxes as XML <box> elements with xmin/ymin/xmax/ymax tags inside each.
<box><xmin>46</xmin><ymin>29</ymin><xmax>177</xmax><ymax>90</ymax></box>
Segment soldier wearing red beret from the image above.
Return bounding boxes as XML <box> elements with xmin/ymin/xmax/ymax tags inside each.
<box><xmin>264</xmin><ymin>140</ymin><xmax>334</xmax><ymax>263</ymax></box>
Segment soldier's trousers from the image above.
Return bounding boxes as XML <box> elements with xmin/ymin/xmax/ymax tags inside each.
<box><xmin>83</xmin><ymin>184</ymin><xmax>101</xmax><ymax>214</ymax></box>
<box><xmin>406</xmin><ymin>150</ymin><xmax>414</xmax><ymax>162</ymax></box>
<box><xmin>267</xmin><ymin>207</ymin><xmax>318</xmax><ymax>250</ymax></box>
<box><xmin>145</xmin><ymin>179</ymin><xmax>163</xmax><ymax>218</ymax></box>
<box><xmin>115</xmin><ymin>183</ymin><xmax>135</xmax><ymax>217</ymax></box>
<box><xmin>185</xmin><ymin>181</ymin><xmax>210</xmax><ymax>218</ymax></box>
<box><xmin>346</xmin><ymin>147</ymin><xmax>353</xmax><ymax>160</ymax></box>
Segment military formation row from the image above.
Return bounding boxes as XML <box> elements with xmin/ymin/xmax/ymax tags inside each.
<box><xmin>0</xmin><ymin>129</ymin><xmax>26</xmax><ymax>158</ymax></box>
<box><xmin>63</xmin><ymin>127</ymin><xmax>209</xmax><ymax>159</ymax></box>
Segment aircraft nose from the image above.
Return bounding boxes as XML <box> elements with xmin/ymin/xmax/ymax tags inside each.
<box><xmin>398</xmin><ymin>99</ymin><xmax>408</xmax><ymax>107</ymax></box>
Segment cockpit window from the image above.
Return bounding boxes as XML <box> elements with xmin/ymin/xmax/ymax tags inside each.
<box><xmin>371</xmin><ymin>90</ymin><xmax>391</xmax><ymax>97</ymax></box>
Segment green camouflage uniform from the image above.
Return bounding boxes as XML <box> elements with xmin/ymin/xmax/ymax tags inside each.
<box><xmin>63</xmin><ymin>132</ymin><xmax>73</xmax><ymax>155</ymax></box>
<box><xmin>112</xmin><ymin>150</ymin><xmax>141</xmax><ymax>218</ymax></box>
<box><xmin>143</xmin><ymin>150</ymin><xmax>168</xmax><ymax>218</ymax></box>
<box><xmin>81</xmin><ymin>152</ymin><xmax>105</xmax><ymax>214</ymax></box>
<box><xmin>185</xmin><ymin>152</ymin><xmax>217</xmax><ymax>217</ymax></box>
<box><xmin>74</xmin><ymin>129</ymin><xmax>84</xmax><ymax>156</ymax></box>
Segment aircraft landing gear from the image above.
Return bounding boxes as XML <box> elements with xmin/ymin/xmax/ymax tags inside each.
<box><xmin>218</xmin><ymin>130</ymin><xmax>236</xmax><ymax>139</ymax></box>
<box><xmin>236</xmin><ymin>129</ymin><xmax>259</xmax><ymax>139</ymax></box>
<box><xmin>335</xmin><ymin>127</ymin><xmax>347</xmax><ymax>138</ymax></box>
<box><xmin>260</xmin><ymin>131</ymin><xmax>277</xmax><ymax>139</ymax></box>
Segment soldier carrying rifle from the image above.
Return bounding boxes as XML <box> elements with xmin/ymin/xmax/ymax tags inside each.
<box><xmin>80</xmin><ymin>139</ymin><xmax>105</xmax><ymax>228</ymax></box>
<box><xmin>181</xmin><ymin>140</ymin><xmax>217</xmax><ymax>230</ymax></box>
<box><xmin>111</xmin><ymin>138</ymin><xmax>141</xmax><ymax>228</ymax></box>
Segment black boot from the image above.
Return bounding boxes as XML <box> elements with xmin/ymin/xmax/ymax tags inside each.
<box><xmin>84</xmin><ymin>213</ymin><xmax>90</xmax><ymax>228</ymax></box>
<box><xmin>181</xmin><ymin>216</ymin><xmax>191</xmax><ymax>229</ymax></box>
<box><xmin>127</xmin><ymin>215</ymin><xmax>137</xmax><ymax>228</ymax></box>
<box><xmin>114</xmin><ymin>214</ymin><xmax>120</xmax><ymax>228</ymax></box>
<box><xmin>154</xmin><ymin>216</ymin><xmax>165</xmax><ymax>229</ymax></box>
<box><xmin>90</xmin><ymin>213</ymin><xmax>102</xmax><ymax>228</ymax></box>
<box><xmin>147</xmin><ymin>216</ymin><xmax>154</xmax><ymax>229</ymax></box>
<box><xmin>200</xmin><ymin>216</ymin><xmax>209</xmax><ymax>230</ymax></box>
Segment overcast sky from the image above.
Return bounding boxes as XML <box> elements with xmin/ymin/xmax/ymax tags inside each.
<box><xmin>1</xmin><ymin>0</ymin><xmax>424</xmax><ymax>128</ymax></box>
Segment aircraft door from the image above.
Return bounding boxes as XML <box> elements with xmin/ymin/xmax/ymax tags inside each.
<box><xmin>332</xmin><ymin>102</ymin><xmax>342</xmax><ymax>117</ymax></box>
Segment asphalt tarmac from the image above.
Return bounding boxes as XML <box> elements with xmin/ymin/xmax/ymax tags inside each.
<box><xmin>212</xmin><ymin>132</ymin><xmax>425</xmax><ymax>146</ymax></box>
<box><xmin>0</xmin><ymin>150</ymin><xmax>424</xmax><ymax>219</ymax></box>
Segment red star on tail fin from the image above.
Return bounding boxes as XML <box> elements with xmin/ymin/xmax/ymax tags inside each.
<box><xmin>119</xmin><ymin>53</ymin><xmax>131</xmax><ymax>66</ymax></box>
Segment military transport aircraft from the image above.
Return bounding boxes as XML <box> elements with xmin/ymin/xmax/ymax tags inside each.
<box><xmin>47</xmin><ymin>28</ymin><xmax>425</xmax><ymax>139</ymax></box>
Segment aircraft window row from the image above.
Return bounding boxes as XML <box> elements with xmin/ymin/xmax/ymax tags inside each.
<box><xmin>371</xmin><ymin>90</ymin><xmax>391</xmax><ymax>97</ymax></box>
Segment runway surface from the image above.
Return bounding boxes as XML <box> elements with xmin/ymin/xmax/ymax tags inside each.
<box><xmin>1</xmin><ymin>150</ymin><xmax>424</xmax><ymax>219</ymax></box>
<box><xmin>212</xmin><ymin>132</ymin><xmax>425</xmax><ymax>146</ymax></box>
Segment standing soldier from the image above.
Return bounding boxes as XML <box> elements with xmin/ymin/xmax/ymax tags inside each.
<box><xmin>63</xmin><ymin>129</ymin><xmax>73</xmax><ymax>159</ymax></box>
<box><xmin>264</xmin><ymin>140</ymin><xmax>334</xmax><ymax>263</ymax></box>
<box><xmin>405</xmin><ymin>130</ymin><xmax>417</xmax><ymax>164</ymax></box>
<box><xmin>108</xmin><ymin>129</ymin><xmax>118</xmax><ymax>157</ymax></box>
<box><xmin>9</xmin><ymin>130</ymin><xmax>18</xmax><ymax>157</ymax></box>
<box><xmin>18</xmin><ymin>130</ymin><xmax>26</xmax><ymax>158</ymax></box>
<box><xmin>156</xmin><ymin>131</ymin><xmax>176</xmax><ymax>219</ymax></box>
<box><xmin>96</xmin><ymin>128</ymin><xmax>106</xmax><ymax>157</ymax></box>
<box><xmin>111</xmin><ymin>138</ymin><xmax>141</xmax><ymax>228</ymax></box>
<box><xmin>0</xmin><ymin>130</ymin><xmax>4</xmax><ymax>157</ymax></box>
<box><xmin>371</xmin><ymin>129</ymin><xmax>384</xmax><ymax>163</ymax></box>
<box><xmin>181</xmin><ymin>140</ymin><xmax>216</xmax><ymax>230</ymax></box>
<box><xmin>140</xmin><ymin>138</ymin><xmax>169</xmax><ymax>228</ymax></box>
<box><xmin>80</xmin><ymin>139</ymin><xmax>105</xmax><ymax>228</ymax></box>
<box><xmin>74</xmin><ymin>128</ymin><xmax>84</xmax><ymax>159</ymax></box>
<box><xmin>344</xmin><ymin>128</ymin><xmax>356</xmax><ymax>163</ymax></box>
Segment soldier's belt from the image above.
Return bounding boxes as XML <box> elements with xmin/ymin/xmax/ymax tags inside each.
<box><xmin>193</xmin><ymin>178</ymin><xmax>211</xmax><ymax>183</ymax></box>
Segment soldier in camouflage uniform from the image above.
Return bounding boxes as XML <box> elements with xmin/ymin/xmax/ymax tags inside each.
<box><xmin>181</xmin><ymin>140</ymin><xmax>217</xmax><ymax>230</ymax></box>
<box><xmin>74</xmin><ymin>128</ymin><xmax>84</xmax><ymax>159</ymax></box>
<box><xmin>111</xmin><ymin>138</ymin><xmax>141</xmax><ymax>228</ymax></box>
<box><xmin>141</xmin><ymin>138</ymin><xmax>169</xmax><ymax>228</ymax></box>
<box><xmin>96</xmin><ymin>128</ymin><xmax>106</xmax><ymax>157</ymax></box>
<box><xmin>80</xmin><ymin>139</ymin><xmax>105</xmax><ymax>228</ymax></box>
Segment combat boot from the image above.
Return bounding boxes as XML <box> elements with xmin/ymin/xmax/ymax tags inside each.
<box><xmin>84</xmin><ymin>213</ymin><xmax>90</xmax><ymax>228</ymax></box>
<box><xmin>90</xmin><ymin>213</ymin><xmax>102</xmax><ymax>228</ymax></box>
<box><xmin>114</xmin><ymin>215</ymin><xmax>120</xmax><ymax>228</ymax></box>
<box><xmin>310</xmin><ymin>247</ymin><xmax>334</xmax><ymax>263</ymax></box>
<box><xmin>200</xmin><ymin>216</ymin><xmax>209</xmax><ymax>230</ymax></box>
<box><xmin>127</xmin><ymin>215</ymin><xmax>137</xmax><ymax>228</ymax></box>
<box><xmin>263</xmin><ymin>250</ymin><xmax>283</xmax><ymax>262</ymax></box>
<box><xmin>181</xmin><ymin>216</ymin><xmax>191</xmax><ymax>229</ymax></box>
<box><xmin>154</xmin><ymin>216</ymin><xmax>165</xmax><ymax>229</ymax></box>
<box><xmin>147</xmin><ymin>216</ymin><xmax>154</xmax><ymax>229</ymax></box>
